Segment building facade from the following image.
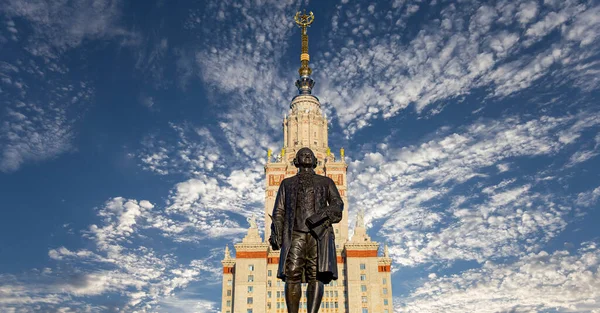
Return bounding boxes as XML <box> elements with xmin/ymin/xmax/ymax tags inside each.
<box><xmin>220</xmin><ymin>11</ymin><xmax>393</xmax><ymax>313</ymax></box>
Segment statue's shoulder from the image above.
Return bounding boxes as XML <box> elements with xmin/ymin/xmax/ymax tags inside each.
<box><xmin>280</xmin><ymin>176</ymin><xmax>296</xmax><ymax>186</ymax></box>
<box><xmin>314</xmin><ymin>173</ymin><xmax>334</xmax><ymax>185</ymax></box>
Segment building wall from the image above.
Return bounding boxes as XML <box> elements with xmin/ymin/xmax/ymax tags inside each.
<box><xmin>221</xmin><ymin>263</ymin><xmax>235</xmax><ymax>313</ymax></box>
<box><xmin>222</xmin><ymin>94</ymin><xmax>392</xmax><ymax>313</ymax></box>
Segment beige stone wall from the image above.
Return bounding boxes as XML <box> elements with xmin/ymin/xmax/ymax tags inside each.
<box><xmin>379</xmin><ymin>269</ymin><xmax>393</xmax><ymax>313</ymax></box>
<box><xmin>233</xmin><ymin>256</ymin><xmax>268</xmax><ymax>313</ymax></box>
<box><xmin>221</xmin><ymin>271</ymin><xmax>234</xmax><ymax>313</ymax></box>
<box><xmin>222</xmin><ymin>91</ymin><xmax>394</xmax><ymax>313</ymax></box>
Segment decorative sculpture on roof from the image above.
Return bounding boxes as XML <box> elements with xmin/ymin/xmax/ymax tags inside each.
<box><xmin>247</xmin><ymin>214</ymin><xmax>257</xmax><ymax>229</ymax></box>
<box><xmin>356</xmin><ymin>209</ymin><xmax>365</xmax><ymax>228</ymax></box>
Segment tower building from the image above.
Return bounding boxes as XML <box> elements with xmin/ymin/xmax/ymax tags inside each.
<box><xmin>221</xmin><ymin>11</ymin><xmax>393</xmax><ymax>313</ymax></box>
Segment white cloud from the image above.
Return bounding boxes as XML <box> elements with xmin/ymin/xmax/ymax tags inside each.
<box><xmin>0</xmin><ymin>0</ymin><xmax>140</xmax><ymax>173</ymax></box>
<box><xmin>315</xmin><ymin>0</ymin><xmax>600</xmax><ymax>135</ymax></box>
<box><xmin>348</xmin><ymin>112</ymin><xmax>600</xmax><ymax>266</ymax></box>
<box><xmin>1</xmin><ymin>0</ymin><xmax>136</xmax><ymax>59</ymax></box>
<box><xmin>400</xmin><ymin>243</ymin><xmax>600</xmax><ymax>313</ymax></box>
<box><xmin>497</xmin><ymin>163</ymin><xmax>510</xmax><ymax>172</ymax></box>
<box><xmin>567</xmin><ymin>149</ymin><xmax>599</xmax><ymax>167</ymax></box>
<box><xmin>516</xmin><ymin>1</ymin><xmax>539</xmax><ymax>25</ymax></box>
<box><xmin>576</xmin><ymin>186</ymin><xmax>600</xmax><ymax>207</ymax></box>
<box><xmin>156</xmin><ymin>166</ymin><xmax>265</xmax><ymax>241</ymax></box>
<box><xmin>138</xmin><ymin>123</ymin><xmax>222</xmax><ymax>176</ymax></box>
<box><xmin>1</xmin><ymin>197</ymin><xmax>224</xmax><ymax>312</ymax></box>
<box><xmin>0</xmin><ymin>81</ymin><xmax>93</xmax><ymax>172</ymax></box>
<box><xmin>157</xmin><ymin>297</ymin><xmax>219</xmax><ymax>313</ymax></box>
<box><xmin>187</xmin><ymin>0</ymin><xmax>301</xmax><ymax>160</ymax></box>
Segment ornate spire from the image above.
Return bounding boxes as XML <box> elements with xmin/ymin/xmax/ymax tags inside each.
<box><xmin>384</xmin><ymin>244</ymin><xmax>389</xmax><ymax>257</ymax></box>
<box><xmin>294</xmin><ymin>10</ymin><xmax>315</xmax><ymax>95</ymax></box>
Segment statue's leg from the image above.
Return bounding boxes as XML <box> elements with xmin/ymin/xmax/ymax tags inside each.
<box><xmin>285</xmin><ymin>231</ymin><xmax>305</xmax><ymax>313</ymax></box>
<box><xmin>284</xmin><ymin>282</ymin><xmax>301</xmax><ymax>313</ymax></box>
<box><xmin>305</xmin><ymin>233</ymin><xmax>323</xmax><ymax>313</ymax></box>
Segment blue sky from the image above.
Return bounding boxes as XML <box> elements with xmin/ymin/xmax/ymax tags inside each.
<box><xmin>1</xmin><ymin>0</ymin><xmax>600</xmax><ymax>312</ymax></box>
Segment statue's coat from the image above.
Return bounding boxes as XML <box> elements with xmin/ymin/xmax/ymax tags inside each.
<box><xmin>271</xmin><ymin>174</ymin><xmax>344</xmax><ymax>283</ymax></box>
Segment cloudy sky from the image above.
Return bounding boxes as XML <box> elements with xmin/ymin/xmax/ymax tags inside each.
<box><xmin>1</xmin><ymin>0</ymin><xmax>600</xmax><ymax>312</ymax></box>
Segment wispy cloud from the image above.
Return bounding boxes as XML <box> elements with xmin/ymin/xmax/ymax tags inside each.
<box><xmin>348</xmin><ymin>111</ymin><xmax>600</xmax><ymax>266</ymax></box>
<box><xmin>0</xmin><ymin>75</ymin><xmax>93</xmax><ymax>172</ymax></box>
<box><xmin>137</xmin><ymin>123</ymin><xmax>269</xmax><ymax>242</ymax></box>
<box><xmin>0</xmin><ymin>197</ymin><xmax>223</xmax><ymax>312</ymax></box>
<box><xmin>1</xmin><ymin>0</ymin><xmax>136</xmax><ymax>59</ymax></box>
<box><xmin>0</xmin><ymin>0</ymin><xmax>137</xmax><ymax>172</ymax></box>
<box><xmin>400</xmin><ymin>242</ymin><xmax>600</xmax><ymax>312</ymax></box>
<box><xmin>316</xmin><ymin>0</ymin><xmax>600</xmax><ymax>135</ymax></box>
<box><xmin>188</xmin><ymin>0</ymin><xmax>304</xmax><ymax>160</ymax></box>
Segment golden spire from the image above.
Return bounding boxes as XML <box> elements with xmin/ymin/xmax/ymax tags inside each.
<box><xmin>294</xmin><ymin>10</ymin><xmax>314</xmax><ymax>77</ymax></box>
<box><xmin>294</xmin><ymin>10</ymin><xmax>316</xmax><ymax>94</ymax></box>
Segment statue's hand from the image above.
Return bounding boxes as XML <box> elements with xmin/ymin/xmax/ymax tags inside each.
<box><xmin>269</xmin><ymin>236</ymin><xmax>281</xmax><ymax>251</ymax></box>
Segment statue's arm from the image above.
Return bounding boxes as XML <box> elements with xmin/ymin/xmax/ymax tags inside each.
<box><xmin>269</xmin><ymin>182</ymin><xmax>285</xmax><ymax>250</ymax></box>
<box><xmin>324</xmin><ymin>179</ymin><xmax>344</xmax><ymax>224</ymax></box>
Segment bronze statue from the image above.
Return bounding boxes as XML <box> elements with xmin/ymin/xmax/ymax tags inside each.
<box><xmin>269</xmin><ymin>147</ymin><xmax>344</xmax><ymax>313</ymax></box>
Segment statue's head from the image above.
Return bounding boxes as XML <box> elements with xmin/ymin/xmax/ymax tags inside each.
<box><xmin>293</xmin><ymin>147</ymin><xmax>318</xmax><ymax>169</ymax></box>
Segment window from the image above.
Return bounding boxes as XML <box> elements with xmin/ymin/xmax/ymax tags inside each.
<box><xmin>362</xmin><ymin>308</ymin><xmax>369</xmax><ymax>313</ymax></box>
<box><xmin>248</xmin><ymin>286</ymin><xmax>253</xmax><ymax>293</ymax></box>
<box><xmin>277</xmin><ymin>291</ymin><xmax>281</xmax><ymax>298</ymax></box>
<box><xmin>267</xmin><ymin>280</ymin><xmax>272</xmax><ymax>287</ymax></box>
<box><xmin>267</xmin><ymin>302</ymin><xmax>271</xmax><ymax>309</ymax></box>
<box><xmin>226</xmin><ymin>289</ymin><xmax>231</xmax><ymax>296</ymax></box>
<box><xmin>362</xmin><ymin>296</ymin><xmax>367</xmax><ymax>303</ymax></box>
<box><xmin>226</xmin><ymin>300</ymin><xmax>231</xmax><ymax>307</ymax></box>
<box><xmin>384</xmin><ymin>299</ymin><xmax>389</xmax><ymax>305</ymax></box>
<box><xmin>335</xmin><ymin>291</ymin><xmax>338</xmax><ymax>297</ymax></box>
<box><xmin>247</xmin><ymin>297</ymin><xmax>253</xmax><ymax>304</ymax></box>
<box><xmin>268</xmin><ymin>291</ymin><xmax>271</xmax><ymax>298</ymax></box>
<box><xmin>335</xmin><ymin>228</ymin><xmax>339</xmax><ymax>233</ymax></box>
<box><xmin>384</xmin><ymin>310</ymin><xmax>389</xmax><ymax>313</ymax></box>
<box><xmin>360</xmin><ymin>274</ymin><xmax>366</xmax><ymax>281</ymax></box>
<box><xmin>227</xmin><ymin>279</ymin><xmax>232</xmax><ymax>286</ymax></box>
<box><xmin>360</xmin><ymin>263</ymin><xmax>366</xmax><ymax>270</ymax></box>
<box><xmin>382</xmin><ymin>278</ymin><xmax>387</xmax><ymax>284</ymax></box>
<box><xmin>248</xmin><ymin>264</ymin><xmax>254</xmax><ymax>271</ymax></box>
<box><xmin>383</xmin><ymin>288</ymin><xmax>388</xmax><ymax>294</ymax></box>
<box><xmin>248</xmin><ymin>275</ymin><xmax>254</xmax><ymax>282</ymax></box>
<box><xmin>268</xmin><ymin>269</ymin><xmax>272</xmax><ymax>277</ymax></box>
<box><xmin>361</xmin><ymin>285</ymin><xmax>367</xmax><ymax>292</ymax></box>
<box><xmin>247</xmin><ymin>310</ymin><xmax>252</xmax><ymax>313</ymax></box>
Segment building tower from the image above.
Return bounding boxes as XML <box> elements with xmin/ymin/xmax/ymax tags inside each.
<box><xmin>221</xmin><ymin>11</ymin><xmax>393</xmax><ymax>313</ymax></box>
